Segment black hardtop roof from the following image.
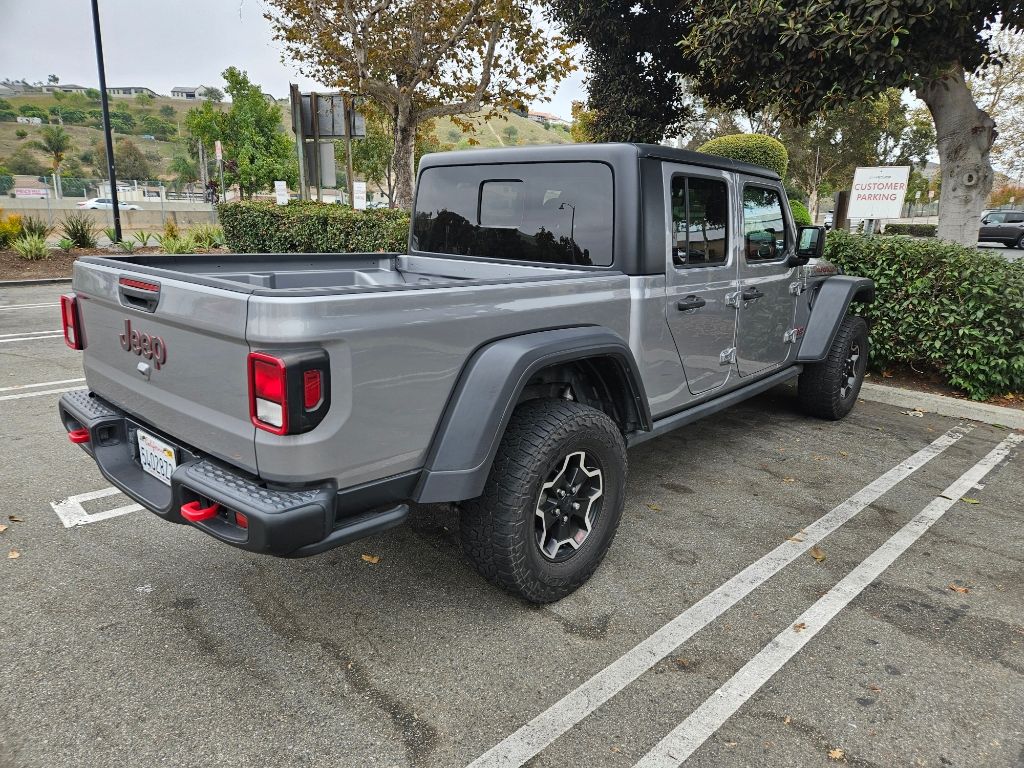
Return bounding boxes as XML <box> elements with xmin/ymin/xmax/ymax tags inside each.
<box><xmin>417</xmin><ymin>142</ymin><xmax>781</xmax><ymax>181</ymax></box>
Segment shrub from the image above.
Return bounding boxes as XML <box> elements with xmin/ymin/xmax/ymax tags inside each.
<box><xmin>0</xmin><ymin>168</ymin><xmax>12</xmax><ymax>196</ymax></box>
<box><xmin>12</xmin><ymin>234</ymin><xmax>49</xmax><ymax>260</ymax></box>
<box><xmin>697</xmin><ymin>133</ymin><xmax>789</xmax><ymax>177</ymax></box>
<box><xmin>15</xmin><ymin>128</ymin><xmax>27</xmax><ymax>140</ymax></box>
<box><xmin>0</xmin><ymin>109</ymin><xmax>17</xmax><ymax>122</ymax></box>
<box><xmin>18</xmin><ymin>104</ymin><xmax>47</xmax><ymax>120</ymax></box>
<box><xmin>160</xmin><ymin>235</ymin><xmax>196</xmax><ymax>254</ymax></box>
<box><xmin>20</xmin><ymin>216</ymin><xmax>53</xmax><ymax>239</ymax></box>
<box><xmin>59</xmin><ymin>212</ymin><xmax>99</xmax><ymax>248</ymax></box>
<box><xmin>103</xmin><ymin>226</ymin><xmax>118</xmax><ymax>244</ymax></box>
<box><xmin>217</xmin><ymin>201</ymin><xmax>410</xmax><ymax>254</ymax></box>
<box><xmin>116</xmin><ymin>240</ymin><xmax>136</xmax><ymax>253</ymax></box>
<box><xmin>0</xmin><ymin>209</ymin><xmax>24</xmax><ymax>248</ymax></box>
<box><xmin>789</xmin><ymin>199</ymin><xmax>812</xmax><ymax>226</ymax></box>
<box><xmin>133</xmin><ymin>230</ymin><xmax>152</xmax><ymax>247</ymax></box>
<box><xmin>188</xmin><ymin>223</ymin><xmax>225</xmax><ymax>250</ymax></box>
<box><xmin>825</xmin><ymin>231</ymin><xmax>1024</xmax><ymax>400</ymax></box>
<box><xmin>882</xmin><ymin>223</ymin><xmax>937</xmax><ymax>237</ymax></box>
<box><xmin>162</xmin><ymin>218</ymin><xmax>180</xmax><ymax>239</ymax></box>
<box><xmin>56</xmin><ymin>237</ymin><xmax>74</xmax><ymax>253</ymax></box>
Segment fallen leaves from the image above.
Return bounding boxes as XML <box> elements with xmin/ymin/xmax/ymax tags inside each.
<box><xmin>646</xmin><ymin>503</ymin><xmax>663</xmax><ymax>512</ymax></box>
<box><xmin>901</xmin><ymin>409</ymin><xmax>925</xmax><ymax>418</ymax></box>
<box><xmin>809</xmin><ymin>545</ymin><xmax>826</xmax><ymax>563</ymax></box>
<box><xmin>866</xmin><ymin>683</ymin><xmax>882</xmax><ymax>693</ymax></box>
<box><xmin>8</xmin><ymin>515</ymin><xmax>24</xmax><ymax>523</ymax></box>
<box><xmin>0</xmin><ymin>524</ymin><xmax>7</xmax><ymax>534</ymax></box>
<box><xmin>787</xmin><ymin>532</ymin><xmax>806</xmax><ymax>543</ymax></box>
<box><xmin>8</xmin><ymin>549</ymin><xmax>20</xmax><ymax>560</ymax></box>
<box><xmin>960</xmin><ymin>497</ymin><xmax>981</xmax><ymax>505</ymax></box>
<box><xmin>838</xmin><ymin>450</ymin><xmax>849</xmax><ymax>457</ymax></box>
<box><xmin>783</xmin><ymin>716</ymin><xmax>792</xmax><ymax>725</ymax></box>
<box><xmin>793</xmin><ymin>622</ymin><xmax>807</xmax><ymax>633</ymax></box>
<box><xmin>360</xmin><ymin>554</ymin><xmax>381</xmax><ymax>564</ymax></box>
<box><xmin>828</xmin><ymin>747</ymin><xmax>846</xmax><ymax>761</ymax></box>
<box><xmin>881</xmin><ymin>370</ymin><xmax>894</xmax><ymax>378</ymax></box>
<box><xmin>948</xmin><ymin>583</ymin><xmax>970</xmax><ymax>594</ymax></box>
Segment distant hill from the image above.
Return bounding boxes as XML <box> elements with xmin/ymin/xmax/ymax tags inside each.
<box><xmin>432</xmin><ymin>108</ymin><xmax>573</xmax><ymax>149</ymax></box>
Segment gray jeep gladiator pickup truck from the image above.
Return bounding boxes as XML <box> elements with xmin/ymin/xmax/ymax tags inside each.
<box><xmin>58</xmin><ymin>143</ymin><xmax>874</xmax><ymax>602</ymax></box>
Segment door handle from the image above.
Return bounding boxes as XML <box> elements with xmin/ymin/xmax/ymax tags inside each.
<box><xmin>741</xmin><ymin>286</ymin><xmax>764</xmax><ymax>301</ymax></box>
<box><xmin>677</xmin><ymin>295</ymin><xmax>707</xmax><ymax>311</ymax></box>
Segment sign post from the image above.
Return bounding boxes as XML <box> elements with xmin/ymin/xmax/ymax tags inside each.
<box><xmin>215</xmin><ymin>140</ymin><xmax>225</xmax><ymax>204</ymax></box>
<box><xmin>847</xmin><ymin>166</ymin><xmax>912</xmax><ymax>234</ymax></box>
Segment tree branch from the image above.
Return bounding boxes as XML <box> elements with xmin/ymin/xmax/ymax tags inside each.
<box><xmin>418</xmin><ymin>18</ymin><xmax>501</xmax><ymax>121</ymax></box>
<box><xmin>412</xmin><ymin>0</ymin><xmax>486</xmax><ymax>88</ymax></box>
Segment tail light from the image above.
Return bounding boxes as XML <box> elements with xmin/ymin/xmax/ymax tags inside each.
<box><xmin>247</xmin><ymin>350</ymin><xmax>330</xmax><ymax>435</ymax></box>
<box><xmin>60</xmin><ymin>294</ymin><xmax>84</xmax><ymax>350</ymax></box>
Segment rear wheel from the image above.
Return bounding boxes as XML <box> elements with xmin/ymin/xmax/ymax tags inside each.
<box><xmin>458</xmin><ymin>399</ymin><xmax>627</xmax><ymax>603</ymax></box>
<box><xmin>1015</xmin><ymin>234</ymin><xmax>1024</xmax><ymax>249</ymax></box>
<box><xmin>798</xmin><ymin>315</ymin><xmax>869</xmax><ymax>420</ymax></box>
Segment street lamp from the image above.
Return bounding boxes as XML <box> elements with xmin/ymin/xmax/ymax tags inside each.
<box><xmin>559</xmin><ymin>202</ymin><xmax>576</xmax><ymax>244</ymax></box>
<box><xmin>90</xmin><ymin>0</ymin><xmax>121</xmax><ymax>243</ymax></box>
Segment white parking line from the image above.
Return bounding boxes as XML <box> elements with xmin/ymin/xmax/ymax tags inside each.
<box><xmin>466</xmin><ymin>426</ymin><xmax>970</xmax><ymax>768</ymax></box>
<box><xmin>0</xmin><ymin>333</ymin><xmax>64</xmax><ymax>344</ymax></box>
<box><xmin>0</xmin><ymin>386</ymin><xmax>83</xmax><ymax>401</ymax></box>
<box><xmin>0</xmin><ymin>378</ymin><xmax>85</xmax><ymax>392</ymax></box>
<box><xmin>51</xmin><ymin>487</ymin><xmax>143</xmax><ymax>528</ymax></box>
<box><xmin>634</xmin><ymin>432</ymin><xmax>1022</xmax><ymax>768</ymax></box>
<box><xmin>0</xmin><ymin>303</ymin><xmax>59</xmax><ymax>311</ymax></box>
<box><xmin>0</xmin><ymin>329</ymin><xmax>63</xmax><ymax>338</ymax></box>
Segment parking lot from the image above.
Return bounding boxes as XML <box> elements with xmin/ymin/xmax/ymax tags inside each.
<box><xmin>2</xmin><ymin>282</ymin><xmax>1022</xmax><ymax>768</ymax></box>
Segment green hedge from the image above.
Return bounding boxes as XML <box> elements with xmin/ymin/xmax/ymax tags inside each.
<box><xmin>882</xmin><ymin>223</ymin><xmax>937</xmax><ymax>237</ymax></box>
<box><xmin>825</xmin><ymin>231</ymin><xmax>1024</xmax><ymax>400</ymax></box>
<box><xmin>789</xmin><ymin>199</ymin><xmax>812</xmax><ymax>226</ymax></box>
<box><xmin>697</xmin><ymin>134</ymin><xmax>788</xmax><ymax>177</ymax></box>
<box><xmin>218</xmin><ymin>200</ymin><xmax>410</xmax><ymax>254</ymax></box>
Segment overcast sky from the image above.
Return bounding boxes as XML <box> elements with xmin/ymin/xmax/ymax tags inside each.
<box><xmin>0</xmin><ymin>0</ymin><xmax>586</xmax><ymax>119</ymax></box>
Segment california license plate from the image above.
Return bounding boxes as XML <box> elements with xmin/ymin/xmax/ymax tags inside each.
<box><xmin>137</xmin><ymin>429</ymin><xmax>177</xmax><ymax>486</ymax></box>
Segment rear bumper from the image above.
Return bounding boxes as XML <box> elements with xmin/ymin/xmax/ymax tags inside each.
<box><xmin>58</xmin><ymin>389</ymin><xmax>408</xmax><ymax>556</ymax></box>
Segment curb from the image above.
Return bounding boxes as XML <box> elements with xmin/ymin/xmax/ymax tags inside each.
<box><xmin>0</xmin><ymin>277</ymin><xmax>73</xmax><ymax>287</ymax></box>
<box><xmin>859</xmin><ymin>382</ymin><xmax>1024</xmax><ymax>430</ymax></box>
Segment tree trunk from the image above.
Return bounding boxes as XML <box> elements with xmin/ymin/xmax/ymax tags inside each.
<box><xmin>393</xmin><ymin>101</ymin><xmax>417</xmax><ymax>210</ymax></box>
<box><xmin>918</xmin><ymin>64</ymin><xmax>996</xmax><ymax>245</ymax></box>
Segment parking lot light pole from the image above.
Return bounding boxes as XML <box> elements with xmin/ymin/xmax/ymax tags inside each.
<box><xmin>90</xmin><ymin>0</ymin><xmax>121</xmax><ymax>243</ymax></box>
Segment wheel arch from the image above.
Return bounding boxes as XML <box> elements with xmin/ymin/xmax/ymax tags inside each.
<box><xmin>796</xmin><ymin>276</ymin><xmax>875</xmax><ymax>363</ymax></box>
<box><xmin>414</xmin><ymin>327</ymin><xmax>650</xmax><ymax>503</ymax></box>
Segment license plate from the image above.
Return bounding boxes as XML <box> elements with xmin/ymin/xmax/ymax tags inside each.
<box><xmin>137</xmin><ymin>429</ymin><xmax>177</xmax><ymax>486</ymax></box>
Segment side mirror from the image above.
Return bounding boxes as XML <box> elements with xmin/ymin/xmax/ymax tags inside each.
<box><xmin>981</xmin><ymin>217</ymin><xmax>991</xmax><ymax>224</ymax></box>
<box><xmin>789</xmin><ymin>225</ymin><xmax>826</xmax><ymax>266</ymax></box>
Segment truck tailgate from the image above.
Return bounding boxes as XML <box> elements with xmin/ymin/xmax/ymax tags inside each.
<box><xmin>73</xmin><ymin>263</ymin><xmax>256</xmax><ymax>472</ymax></box>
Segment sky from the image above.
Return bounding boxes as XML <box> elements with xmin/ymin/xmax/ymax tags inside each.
<box><xmin>0</xmin><ymin>0</ymin><xmax>586</xmax><ymax>120</ymax></box>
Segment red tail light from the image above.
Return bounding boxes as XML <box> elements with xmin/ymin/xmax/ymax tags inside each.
<box><xmin>60</xmin><ymin>294</ymin><xmax>84</xmax><ymax>350</ymax></box>
<box><xmin>247</xmin><ymin>350</ymin><xmax>330</xmax><ymax>435</ymax></box>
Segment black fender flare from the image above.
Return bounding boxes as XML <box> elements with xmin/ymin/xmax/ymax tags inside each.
<box><xmin>414</xmin><ymin>327</ymin><xmax>650</xmax><ymax>503</ymax></box>
<box><xmin>796</xmin><ymin>276</ymin><xmax>875</xmax><ymax>362</ymax></box>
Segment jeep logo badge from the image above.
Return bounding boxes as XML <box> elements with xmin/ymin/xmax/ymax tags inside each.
<box><xmin>120</xmin><ymin>319</ymin><xmax>167</xmax><ymax>370</ymax></box>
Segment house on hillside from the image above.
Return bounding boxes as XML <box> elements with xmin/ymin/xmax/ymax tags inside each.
<box><xmin>40</xmin><ymin>83</ymin><xmax>89</xmax><ymax>95</ymax></box>
<box><xmin>527</xmin><ymin>110</ymin><xmax>570</xmax><ymax>128</ymax></box>
<box><xmin>107</xmin><ymin>86</ymin><xmax>161</xmax><ymax>98</ymax></box>
<box><xmin>171</xmin><ymin>85</ymin><xmax>212</xmax><ymax>100</ymax></box>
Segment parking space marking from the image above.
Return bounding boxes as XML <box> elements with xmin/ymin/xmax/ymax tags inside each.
<box><xmin>0</xmin><ymin>386</ymin><xmax>82</xmax><ymax>402</ymax></box>
<box><xmin>51</xmin><ymin>487</ymin><xmax>143</xmax><ymax>528</ymax></box>
<box><xmin>634</xmin><ymin>432</ymin><xmax>1022</xmax><ymax>768</ymax></box>
<box><xmin>467</xmin><ymin>426</ymin><xmax>970</xmax><ymax>768</ymax></box>
<box><xmin>0</xmin><ymin>378</ymin><xmax>85</xmax><ymax>392</ymax></box>
<box><xmin>0</xmin><ymin>303</ymin><xmax>58</xmax><ymax>311</ymax></box>
<box><xmin>0</xmin><ymin>333</ymin><xmax>64</xmax><ymax>344</ymax></box>
<box><xmin>0</xmin><ymin>329</ymin><xmax>62</xmax><ymax>338</ymax></box>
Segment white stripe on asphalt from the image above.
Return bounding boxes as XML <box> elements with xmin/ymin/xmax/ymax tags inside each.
<box><xmin>0</xmin><ymin>329</ymin><xmax>62</xmax><ymax>338</ymax></box>
<box><xmin>0</xmin><ymin>386</ymin><xmax>81</xmax><ymax>401</ymax></box>
<box><xmin>467</xmin><ymin>426</ymin><xmax>970</xmax><ymax>768</ymax></box>
<box><xmin>0</xmin><ymin>303</ymin><xmax>59</xmax><ymax>311</ymax></box>
<box><xmin>0</xmin><ymin>333</ymin><xmax>64</xmax><ymax>344</ymax></box>
<box><xmin>634</xmin><ymin>431</ymin><xmax>1022</xmax><ymax>768</ymax></box>
<box><xmin>51</xmin><ymin>487</ymin><xmax>143</xmax><ymax>528</ymax></box>
<box><xmin>0</xmin><ymin>378</ymin><xmax>85</xmax><ymax>392</ymax></box>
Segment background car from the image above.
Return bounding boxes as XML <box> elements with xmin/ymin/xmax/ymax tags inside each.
<box><xmin>978</xmin><ymin>209</ymin><xmax>1024</xmax><ymax>248</ymax></box>
<box><xmin>77</xmin><ymin>198</ymin><xmax>142</xmax><ymax>211</ymax></box>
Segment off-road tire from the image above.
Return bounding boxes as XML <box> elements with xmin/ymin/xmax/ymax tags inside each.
<box><xmin>458</xmin><ymin>399</ymin><xmax>627</xmax><ymax>603</ymax></box>
<box><xmin>798</xmin><ymin>315</ymin><xmax>869</xmax><ymax>420</ymax></box>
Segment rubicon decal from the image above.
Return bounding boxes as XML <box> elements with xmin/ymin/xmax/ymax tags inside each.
<box><xmin>119</xmin><ymin>319</ymin><xmax>167</xmax><ymax>369</ymax></box>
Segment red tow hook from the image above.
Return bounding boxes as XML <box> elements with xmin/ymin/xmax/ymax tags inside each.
<box><xmin>68</xmin><ymin>428</ymin><xmax>90</xmax><ymax>444</ymax></box>
<box><xmin>180</xmin><ymin>501</ymin><xmax>221</xmax><ymax>523</ymax></box>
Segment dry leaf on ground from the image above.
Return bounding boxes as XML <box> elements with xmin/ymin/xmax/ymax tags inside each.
<box><xmin>828</xmin><ymin>747</ymin><xmax>846</xmax><ymax>761</ymax></box>
<box><xmin>838</xmin><ymin>450</ymin><xmax>849</xmax><ymax>457</ymax></box>
<box><xmin>867</xmin><ymin>683</ymin><xmax>882</xmax><ymax>693</ymax></box>
<box><xmin>8</xmin><ymin>515</ymin><xmax>24</xmax><ymax>523</ymax></box>
<box><xmin>783</xmin><ymin>716</ymin><xmax>792</xmax><ymax>725</ymax></box>
<box><xmin>787</xmin><ymin>533</ymin><xmax>805</xmax><ymax>543</ymax></box>
<box><xmin>646</xmin><ymin>503</ymin><xmax>663</xmax><ymax>511</ymax></box>
<box><xmin>8</xmin><ymin>549</ymin><xmax>20</xmax><ymax>559</ymax></box>
<box><xmin>0</xmin><ymin>524</ymin><xmax>7</xmax><ymax>534</ymax></box>
<box><xmin>960</xmin><ymin>497</ymin><xmax>981</xmax><ymax>505</ymax></box>
<box><xmin>361</xmin><ymin>554</ymin><xmax>381</xmax><ymax>564</ymax></box>
<box><xmin>948</xmin><ymin>583</ymin><xmax>970</xmax><ymax>594</ymax></box>
<box><xmin>783</xmin><ymin>477</ymin><xmax>796</xmax><ymax>483</ymax></box>
<box><xmin>793</xmin><ymin>622</ymin><xmax>807</xmax><ymax>632</ymax></box>
<box><xmin>810</xmin><ymin>545</ymin><xmax>826</xmax><ymax>563</ymax></box>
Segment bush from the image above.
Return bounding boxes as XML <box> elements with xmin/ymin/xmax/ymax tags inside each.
<box><xmin>697</xmin><ymin>133</ymin><xmax>789</xmax><ymax>177</ymax></box>
<box><xmin>218</xmin><ymin>201</ymin><xmax>411</xmax><ymax>254</ymax></box>
<box><xmin>18</xmin><ymin>105</ymin><xmax>47</xmax><ymax>120</ymax></box>
<box><xmin>0</xmin><ymin>209</ymin><xmax>23</xmax><ymax>248</ymax></box>
<box><xmin>160</xmin><ymin>234</ymin><xmax>197</xmax><ymax>254</ymax></box>
<box><xmin>0</xmin><ymin>109</ymin><xmax>17</xmax><ymax>123</ymax></box>
<box><xmin>825</xmin><ymin>231</ymin><xmax>1024</xmax><ymax>400</ymax></box>
<box><xmin>188</xmin><ymin>223</ymin><xmax>225</xmax><ymax>250</ymax></box>
<box><xmin>12</xmin><ymin>234</ymin><xmax>49</xmax><ymax>260</ymax></box>
<box><xmin>789</xmin><ymin>199</ymin><xmax>812</xmax><ymax>226</ymax></box>
<box><xmin>56</xmin><ymin>237</ymin><xmax>74</xmax><ymax>253</ymax></box>
<box><xmin>59</xmin><ymin>212</ymin><xmax>99</xmax><ymax>248</ymax></box>
<box><xmin>0</xmin><ymin>168</ymin><xmax>13</xmax><ymax>196</ymax></box>
<box><xmin>20</xmin><ymin>216</ymin><xmax>53</xmax><ymax>239</ymax></box>
<box><xmin>882</xmin><ymin>223</ymin><xmax>937</xmax><ymax>237</ymax></box>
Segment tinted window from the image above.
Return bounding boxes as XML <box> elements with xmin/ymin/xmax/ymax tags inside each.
<box><xmin>1007</xmin><ymin>213</ymin><xmax>1024</xmax><ymax>223</ymax></box>
<box><xmin>986</xmin><ymin>212</ymin><xmax>1007</xmax><ymax>223</ymax></box>
<box><xmin>743</xmin><ymin>187</ymin><xmax>788</xmax><ymax>262</ymax></box>
<box><xmin>670</xmin><ymin>176</ymin><xmax>729</xmax><ymax>267</ymax></box>
<box><xmin>412</xmin><ymin>162</ymin><xmax>614</xmax><ymax>266</ymax></box>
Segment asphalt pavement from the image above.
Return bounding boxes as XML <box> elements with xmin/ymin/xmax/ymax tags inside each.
<box><xmin>979</xmin><ymin>242</ymin><xmax>1024</xmax><ymax>262</ymax></box>
<box><xmin>1</xmin><ymin>283</ymin><xmax>1022</xmax><ymax>768</ymax></box>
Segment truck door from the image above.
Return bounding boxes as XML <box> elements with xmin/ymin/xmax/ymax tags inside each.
<box><xmin>734</xmin><ymin>179</ymin><xmax>799</xmax><ymax>376</ymax></box>
<box><xmin>663</xmin><ymin>167</ymin><xmax>739</xmax><ymax>395</ymax></box>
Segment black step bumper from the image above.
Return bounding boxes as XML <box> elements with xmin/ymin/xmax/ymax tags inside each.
<box><xmin>58</xmin><ymin>390</ymin><xmax>408</xmax><ymax>557</ymax></box>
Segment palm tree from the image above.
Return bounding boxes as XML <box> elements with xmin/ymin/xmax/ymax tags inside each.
<box><xmin>31</xmin><ymin>125</ymin><xmax>73</xmax><ymax>198</ymax></box>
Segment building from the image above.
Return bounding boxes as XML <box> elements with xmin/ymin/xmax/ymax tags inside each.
<box><xmin>40</xmin><ymin>83</ymin><xmax>90</xmax><ymax>95</ymax></box>
<box><xmin>171</xmin><ymin>86</ymin><xmax>212</xmax><ymax>101</ymax></box>
<box><xmin>107</xmin><ymin>86</ymin><xmax>161</xmax><ymax>98</ymax></box>
<box><xmin>527</xmin><ymin>110</ymin><xmax>571</xmax><ymax>128</ymax></box>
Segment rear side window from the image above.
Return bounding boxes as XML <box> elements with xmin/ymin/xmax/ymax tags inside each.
<box><xmin>670</xmin><ymin>175</ymin><xmax>730</xmax><ymax>267</ymax></box>
<box><xmin>412</xmin><ymin>162</ymin><xmax>614</xmax><ymax>266</ymax></box>
<box><xmin>743</xmin><ymin>186</ymin><xmax>788</xmax><ymax>262</ymax></box>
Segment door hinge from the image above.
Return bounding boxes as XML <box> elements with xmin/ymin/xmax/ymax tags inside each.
<box><xmin>719</xmin><ymin>347</ymin><xmax>737</xmax><ymax>366</ymax></box>
<box><xmin>725</xmin><ymin>291</ymin><xmax>741</xmax><ymax>308</ymax></box>
<box><xmin>784</xmin><ymin>327</ymin><xmax>805</xmax><ymax>344</ymax></box>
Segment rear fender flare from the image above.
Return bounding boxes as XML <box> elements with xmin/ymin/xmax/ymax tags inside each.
<box><xmin>796</xmin><ymin>276</ymin><xmax>875</xmax><ymax>362</ymax></box>
<box><xmin>414</xmin><ymin>327</ymin><xmax>649</xmax><ymax>503</ymax></box>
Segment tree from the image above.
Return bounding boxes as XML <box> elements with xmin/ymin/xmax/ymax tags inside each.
<box><xmin>547</xmin><ymin>1</ymin><xmax>697</xmax><ymax>142</ymax></box>
<box><xmin>204</xmin><ymin>86</ymin><xmax>224</xmax><ymax>103</ymax></box>
<box><xmin>569</xmin><ymin>100</ymin><xmax>597</xmax><ymax>143</ymax></box>
<box><xmin>968</xmin><ymin>27</ymin><xmax>1024</xmax><ymax>183</ymax></box>
<box><xmin>4</xmin><ymin>145</ymin><xmax>48</xmax><ymax>176</ymax></box>
<box><xmin>501</xmin><ymin>124</ymin><xmax>519</xmax><ymax>145</ymax></box>
<box><xmin>159</xmin><ymin>104</ymin><xmax>176</xmax><ymax>120</ymax></box>
<box><xmin>93</xmin><ymin>137</ymin><xmax>152</xmax><ymax>181</ymax></box>
<box><xmin>673</xmin><ymin>3</ymin><xmax>1020</xmax><ymax>245</ymax></box>
<box><xmin>185</xmin><ymin>67</ymin><xmax>296</xmax><ymax>197</ymax></box>
<box><xmin>84</xmin><ymin>88</ymin><xmax>101</xmax><ymax>102</ymax></box>
<box><xmin>47</xmin><ymin>74</ymin><xmax>59</xmax><ymax>85</ymax></box>
<box><xmin>267</xmin><ymin>0</ymin><xmax>573</xmax><ymax>207</ymax></box>
<box><xmin>30</xmin><ymin>125</ymin><xmax>73</xmax><ymax>196</ymax></box>
<box><xmin>134</xmin><ymin>92</ymin><xmax>154</xmax><ymax>108</ymax></box>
